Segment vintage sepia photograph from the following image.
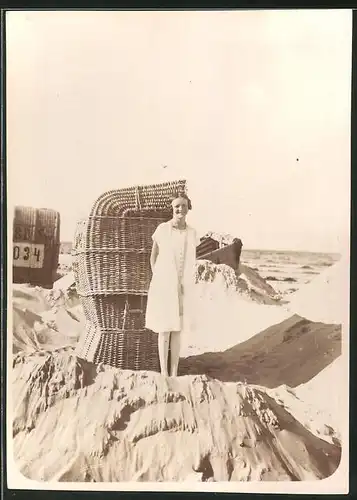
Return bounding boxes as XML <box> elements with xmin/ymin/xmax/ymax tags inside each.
<box><xmin>6</xmin><ymin>9</ymin><xmax>351</xmax><ymax>493</ymax></box>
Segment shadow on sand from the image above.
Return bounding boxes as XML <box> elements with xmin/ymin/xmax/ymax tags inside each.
<box><xmin>179</xmin><ymin>314</ymin><xmax>341</xmax><ymax>388</ymax></box>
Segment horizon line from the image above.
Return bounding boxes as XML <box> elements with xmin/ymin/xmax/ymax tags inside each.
<box><xmin>59</xmin><ymin>240</ymin><xmax>342</xmax><ymax>256</ymax></box>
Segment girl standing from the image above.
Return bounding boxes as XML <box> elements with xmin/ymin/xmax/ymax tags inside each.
<box><xmin>145</xmin><ymin>193</ymin><xmax>198</xmax><ymax>376</ymax></box>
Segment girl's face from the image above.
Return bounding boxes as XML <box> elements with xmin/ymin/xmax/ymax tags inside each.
<box><xmin>171</xmin><ymin>197</ymin><xmax>189</xmax><ymax>221</ymax></box>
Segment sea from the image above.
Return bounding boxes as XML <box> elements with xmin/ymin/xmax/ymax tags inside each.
<box><xmin>240</xmin><ymin>249</ymin><xmax>341</xmax><ymax>296</ymax></box>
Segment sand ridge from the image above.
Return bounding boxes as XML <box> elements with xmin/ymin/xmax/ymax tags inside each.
<box><xmin>13</xmin><ymin>350</ymin><xmax>340</xmax><ymax>482</ymax></box>
<box><xmin>10</xmin><ymin>257</ymin><xmax>345</xmax><ymax>482</ymax></box>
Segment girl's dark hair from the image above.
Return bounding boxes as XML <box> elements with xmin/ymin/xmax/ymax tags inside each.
<box><xmin>170</xmin><ymin>191</ymin><xmax>192</xmax><ymax>210</ymax></box>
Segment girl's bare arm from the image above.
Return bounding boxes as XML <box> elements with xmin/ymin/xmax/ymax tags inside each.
<box><xmin>150</xmin><ymin>241</ymin><xmax>159</xmax><ymax>271</ymax></box>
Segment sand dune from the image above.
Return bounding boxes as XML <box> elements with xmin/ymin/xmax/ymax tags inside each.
<box><xmin>266</xmin><ymin>356</ymin><xmax>343</xmax><ymax>447</ymax></box>
<box><xmin>196</xmin><ymin>259</ymin><xmax>280</xmax><ymax>304</ymax></box>
<box><xmin>237</xmin><ymin>263</ymin><xmax>281</xmax><ymax>304</ymax></box>
<box><xmin>12</xmin><ymin>283</ymin><xmax>82</xmax><ymax>354</ymax></box>
<box><xmin>10</xmin><ymin>258</ymin><xmax>345</xmax><ymax>482</ymax></box>
<box><xmin>180</xmin><ymin>314</ymin><xmax>341</xmax><ymax>388</ymax></box>
<box><xmin>187</xmin><ymin>260</ymin><xmax>290</xmax><ymax>356</ymax></box>
<box><xmin>13</xmin><ymin>307</ymin><xmax>79</xmax><ymax>354</ymax></box>
<box><xmin>287</xmin><ymin>256</ymin><xmax>348</xmax><ymax>324</ymax></box>
<box><xmin>13</xmin><ymin>285</ymin><xmax>53</xmax><ymax>314</ymax></box>
<box><xmin>13</xmin><ymin>350</ymin><xmax>340</xmax><ymax>482</ymax></box>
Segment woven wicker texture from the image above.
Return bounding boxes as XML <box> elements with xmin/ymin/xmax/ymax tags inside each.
<box><xmin>13</xmin><ymin>206</ymin><xmax>61</xmax><ymax>289</ymax></box>
<box><xmin>73</xmin><ymin>179</ymin><xmax>187</xmax><ymax>296</ymax></box>
<box><xmin>73</xmin><ymin>179</ymin><xmax>187</xmax><ymax>371</ymax></box>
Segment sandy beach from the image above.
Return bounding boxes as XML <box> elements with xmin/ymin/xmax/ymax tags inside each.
<box><xmin>10</xmin><ymin>249</ymin><xmax>347</xmax><ymax>483</ymax></box>
<box><xmin>5</xmin><ymin>8</ymin><xmax>351</xmax><ymax>493</ymax></box>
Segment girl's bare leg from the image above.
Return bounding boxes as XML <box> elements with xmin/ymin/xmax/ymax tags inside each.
<box><xmin>158</xmin><ymin>332</ymin><xmax>171</xmax><ymax>376</ymax></box>
<box><xmin>169</xmin><ymin>331</ymin><xmax>181</xmax><ymax>377</ymax></box>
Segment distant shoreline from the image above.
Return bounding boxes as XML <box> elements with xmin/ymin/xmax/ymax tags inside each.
<box><xmin>59</xmin><ymin>240</ymin><xmax>341</xmax><ymax>258</ymax></box>
<box><xmin>241</xmin><ymin>249</ymin><xmax>341</xmax><ymax>257</ymax></box>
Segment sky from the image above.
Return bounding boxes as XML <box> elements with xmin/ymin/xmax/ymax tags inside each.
<box><xmin>6</xmin><ymin>10</ymin><xmax>352</xmax><ymax>253</ymax></box>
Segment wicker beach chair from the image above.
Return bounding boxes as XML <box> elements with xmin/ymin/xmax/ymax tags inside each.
<box><xmin>13</xmin><ymin>206</ymin><xmax>61</xmax><ymax>289</ymax></box>
<box><xmin>73</xmin><ymin>179</ymin><xmax>187</xmax><ymax>371</ymax></box>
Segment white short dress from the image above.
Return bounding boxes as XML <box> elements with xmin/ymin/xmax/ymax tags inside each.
<box><xmin>145</xmin><ymin>221</ymin><xmax>198</xmax><ymax>334</ymax></box>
